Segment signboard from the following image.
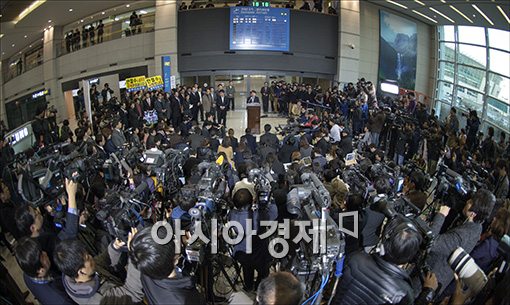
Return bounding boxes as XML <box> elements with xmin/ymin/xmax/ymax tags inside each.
<box><xmin>161</xmin><ymin>56</ymin><xmax>171</xmax><ymax>92</ymax></box>
<box><xmin>32</xmin><ymin>89</ymin><xmax>50</xmax><ymax>99</ymax></box>
<box><xmin>146</xmin><ymin>75</ymin><xmax>164</xmax><ymax>91</ymax></box>
<box><xmin>125</xmin><ymin>76</ymin><xmax>147</xmax><ymax>92</ymax></box>
<box><xmin>230</xmin><ymin>7</ymin><xmax>290</xmax><ymax>51</ymax></box>
<box><xmin>170</xmin><ymin>76</ymin><xmax>176</xmax><ymax>90</ymax></box>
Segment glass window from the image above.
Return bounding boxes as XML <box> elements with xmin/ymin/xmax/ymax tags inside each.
<box><xmin>458</xmin><ymin>44</ymin><xmax>486</xmax><ymax>67</ymax></box>
<box><xmin>488</xmin><ymin>28</ymin><xmax>510</xmax><ymax>52</ymax></box>
<box><xmin>439</xmin><ymin>62</ymin><xmax>455</xmax><ymax>83</ymax></box>
<box><xmin>437</xmin><ymin>81</ymin><xmax>454</xmax><ymax>104</ymax></box>
<box><xmin>457</xmin><ymin>64</ymin><xmax>486</xmax><ymax>92</ymax></box>
<box><xmin>458</xmin><ymin>26</ymin><xmax>486</xmax><ymax>46</ymax></box>
<box><xmin>486</xmin><ymin>97</ymin><xmax>510</xmax><ymax>130</ymax></box>
<box><xmin>455</xmin><ymin>86</ymin><xmax>484</xmax><ymax>114</ymax></box>
<box><xmin>439</xmin><ymin>42</ymin><xmax>455</xmax><ymax>62</ymax></box>
<box><xmin>488</xmin><ymin>74</ymin><xmax>510</xmax><ymax>104</ymax></box>
<box><xmin>489</xmin><ymin>49</ymin><xmax>510</xmax><ymax>77</ymax></box>
<box><xmin>435</xmin><ymin>102</ymin><xmax>453</xmax><ymax>121</ymax></box>
<box><xmin>440</xmin><ymin>25</ymin><xmax>455</xmax><ymax>42</ymax></box>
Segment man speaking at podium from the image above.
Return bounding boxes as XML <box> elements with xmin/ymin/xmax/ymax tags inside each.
<box><xmin>246</xmin><ymin>90</ymin><xmax>260</xmax><ymax>105</ymax></box>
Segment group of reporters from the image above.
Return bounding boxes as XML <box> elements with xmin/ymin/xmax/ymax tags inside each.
<box><xmin>0</xmin><ymin>75</ymin><xmax>509</xmax><ymax>305</ymax></box>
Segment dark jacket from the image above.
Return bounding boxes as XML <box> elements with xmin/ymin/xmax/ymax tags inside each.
<box><xmin>332</xmin><ymin>252</ymin><xmax>414</xmax><ymax>305</ymax></box>
<box><xmin>259</xmin><ymin>132</ymin><xmax>280</xmax><ymax>149</ymax></box>
<box><xmin>425</xmin><ymin>214</ymin><xmax>482</xmax><ymax>295</ymax></box>
<box><xmin>141</xmin><ymin>274</ymin><xmax>205</xmax><ymax>305</ymax></box>
<box><xmin>23</xmin><ymin>273</ymin><xmax>75</xmax><ymax>305</ymax></box>
<box><xmin>241</xmin><ymin>134</ymin><xmax>258</xmax><ymax>154</ymax></box>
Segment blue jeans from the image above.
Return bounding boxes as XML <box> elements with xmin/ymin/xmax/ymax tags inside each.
<box><xmin>371</xmin><ymin>132</ymin><xmax>380</xmax><ymax>147</ymax></box>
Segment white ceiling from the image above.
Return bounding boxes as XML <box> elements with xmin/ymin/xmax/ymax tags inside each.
<box><xmin>369</xmin><ymin>0</ymin><xmax>510</xmax><ymax>31</ymax></box>
<box><xmin>0</xmin><ymin>1</ymin><xmax>154</xmax><ymax>60</ymax></box>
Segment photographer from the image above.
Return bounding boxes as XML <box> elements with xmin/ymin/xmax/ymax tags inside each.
<box><xmin>425</xmin><ymin>189</ymin><xmax>495</xmax><ymax>296</ymax></box>
<box><xmin>15</xmin><ymin>179</ymin><xmax>80</xmax><ymax>258</ymax></box>
<box><xmin>53</xmin><ymin>232</ymin><xmax>144</xmax><ymax>305</ymax></box>
<box><xmin>360</xmin><ymin>178</ymin><xmax>391</xmax><ymax>253</ymax></box>
<box><xmin>493</xmin><ymin>159</ymin><xmax>509</xmax><ymax>199</ymax></box>
<box><xmin>129</xmin><ymin>226</ymin><xmax>204</xmax><ymax>305</ymax></box>
<box><xmin>14</xmin><ymin>179</ymin><xmax>79</xmax><ymax>304</ymax></box>
<box><xmin>229</xmin><ymin>187</ymin><xmax>278</xmax><ymax>291</ymax></box>
<box><xmin>332</xmin><ymin>217</ymin><xmax>438</xmax><ymax>305</ymax></box>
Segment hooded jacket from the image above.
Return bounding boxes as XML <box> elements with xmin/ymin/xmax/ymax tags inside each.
<box><xmin>61</xmin><ymin>245</ymin><xmax>144</xmax><ymax>305</ymax></box>
<box><xmin>141</xmin><ymin>273</ymin><xmax>205</xmax><ymax>305</ymax></box>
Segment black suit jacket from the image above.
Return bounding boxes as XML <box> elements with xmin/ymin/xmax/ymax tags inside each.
<box><xmin>247</xmin><ymin>96</ymin><xmax>260</xmax><ymax>104</ymax></box>
<box><xmin>216</xmin><ymin>96</ymin><xmax>228</xmax><ymax>110</ymax></box>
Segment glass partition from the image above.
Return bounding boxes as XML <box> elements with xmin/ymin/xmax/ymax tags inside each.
<box><xmin>436</xmin><ymin>25</ymin><xmax>510</xmax><ymax>134</ymax></box>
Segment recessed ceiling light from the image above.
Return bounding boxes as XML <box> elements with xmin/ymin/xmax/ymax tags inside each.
<box><xmin>41</xmin><ymin>38</ymin><xmax>43</xmax><ymax>41</ymax></box>
<box><xmin>414</xmin><ymin>0</ymin><xmax>425</xmax><ymax>6</ymax></box>
<box><xmin>29</xmin><ymin>45</ymin><xmax>32</xmax><ymax>47</ymax></box>
<box><xmin>472</xmin><ymin>14</ymin><xmax>476</xmax><ymax>17</ymax></box>
<box><xmin>48</xmin><ymin>19</ymin><xmax>51</xmax><ymax>23</ymax></box>
<box><xmin>11</xmin><ymin>44</ymin><xmax>15</xmax><ymax>47</ymax></box>
<box><xmin>440</xmin><ymin>0</ymin><xmax>446</xmax><ymax>3</ymax></box>
<box><xmin>449</xmin><ymin>5</ymin><xmax>473</xmax><ymax>23</ymax></box>
<box><xmin>385</xmin><ymin>0</ymin><xmax>408</xmax><ymax>9</ymax></box>
<box><xmin>80</xmin><ymin>19</ymin><xmax>84</xmax><ymax>22</ymax></box>
<box><xmin>24</xmin><ymin>35</ymin><xmax>27</xmax><ymax>38</ymax></box>
<box><xmin>68</xmin><ymin>8</ymin><xmax>73</xmax><ymax>12</ymax></box>
<box><xmin>430</xmin><ymin>7</ymin><xmax>455</xmax><ymax>23</ymax></box>
<box><xmin>413</xmin><ymin>10</ymin><xmax>438</xmax><ymax>23</ymax></box>
<box><xmin>472</xmin><ymin>4</ymin><xmax>494</xmax><ymax>26</ymax></box>
<box><xmin>102</xmin><ymin>11</ymin><xmax>105</xmax><ymax>15</ymax></box>
<box><xmin>2</xmin><ymin>52</ymin><xmax>5</xmax><ymax>55</ymax></box>
<box><xmin>126</xmin><ymin>4</ymin><xmax>130</xmax><ymax>8</ymax></box>
<box><xmin>497</xmin><ymin>5</ymin><xmax>510</xmax><ymax>24</ymax></box>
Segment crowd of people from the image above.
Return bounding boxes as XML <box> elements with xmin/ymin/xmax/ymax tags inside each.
<box><xmin>178</xmin><ymin>0</ymin><xmax>338</xmax><ymax>14</ymax></box>
<box><xmin>0</xmin><ymin>75</ymin><xmax>509</xmax><ymax>305</ymax></box>
<box><xmin>65</xmin><ymin>20</ymin><xmax>105</xmax><ymax>53</ymax></box>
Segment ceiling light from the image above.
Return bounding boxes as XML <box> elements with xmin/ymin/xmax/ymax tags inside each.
<box><xmin>11</xmin><ymin>44</ymin><xmax>15</xmax><ymax>47</ymax></box>
<box><xmin>102</xmin><ymin>11</ymin><xmax>105</xmax><ymax>15</ymax></box>
<box><xmin>24</xmin><ymin>35</ymin><xmax>28</xmax><ymax>38</ymax></box>
<box><xmin>413</xmin><ymin>10</ymin><xmax>438</xmax><ymax>23</ymax></box>
<box><xmin>440</xmin><ymin>0</ymin><xmax>446</xmax><ymax>3</ymax></box>
<box><xmin>449</xmin><ymin>5</ymin><xmax>473</xmax><ymax>23</ymax></box>
<box><xmin>80</xmin><ymin>19</ymin><xmax>84</xmax><ymax>22</ymax></box>
<box><xmin>473</xmin><ymin>5</ymin><xmax>494</xmax><ymax>25</ymax></box>
<box><xmin>126</xmin><ymin>4</ymin><xmax>130</xmax><ymax>8</ymax></box>
<box><xmin>68</xmin><ymin>8</ymin><xmax>73</xmax><ymax>12</ymax></box>
<box><xmin>114</xmin><ymin>17</ymin><xmax>119</xmax><ymax>21</ymax></box>
<box><xmin>0</xmin><ymin>34</ymin><xmax>3</xmax><ymax>39</ymax></box>
<box><xmin>140</xmin><ymin>10</ymin><xmax>147</xmax><ymax>14</ymax></box>
<box><xmin>29</xmin><ymin>45</ymin><xmax>32</xmax><ymax>47</ymax></box>
<box><xmin>497</xmin><ymin>5</ymin><xmax>510</xmax><ymax>24</ymax></box>
<box><xmin>2</xmin><ymin>52</ymin><xmax>4</xmax><ymax>55</ymax></box>
<box><xmin>15</xmin><ymin>0</ymin><xmax>47</xmax><ymax>24</ymax></box>
<box><xmin>430</xmin><ymin>7</ymin><xmax>455</xmax><ymax>23</ymax></box>
<box><xmin>414</xmin><ymin>0</ymin><xmax>425</xmax><ymax>6</ymax></box>
<box><xmin>385</xmin><ymin>0</ymin><xmax>408</xmax><ymax>9</ymax></box>
<box><xmin>48</xmin><ymin>19</ymin><xmax>51</xmax><ymax>23</ymax></box>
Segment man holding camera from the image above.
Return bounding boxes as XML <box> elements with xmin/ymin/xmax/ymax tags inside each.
<box><xmin>424</xmin><ymin>189</ymin><xmax>495</xmax><ymax>296</ymax></box>
<box><xmin>14</xmin><ymin>179</ymin><xmax>79</xmax><ymax>305</ymax></box>
<box><xmin>53</xmin><ymin>229</ymin><xmax>144</xmax><ymax>305</ymax></box>
<box><xmin>332</xmin><ymin>216</ymin><xmax>438</xmax><ymax>305</ymax></box>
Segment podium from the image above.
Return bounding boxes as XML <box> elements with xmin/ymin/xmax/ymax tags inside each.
<box><xmin>247</xmin><ymin>104</ymin><xmax>261</xmax><ymax>134</ymax></box>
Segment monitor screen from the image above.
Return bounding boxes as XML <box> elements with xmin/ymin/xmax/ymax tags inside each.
<box><xmin>230</xmin><ymin>7</ymin><xmax>290</xmax><ymax>52</ymax></box>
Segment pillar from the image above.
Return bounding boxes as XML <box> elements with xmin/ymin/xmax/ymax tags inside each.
<box><xmin>153</xmin><ymin>0</ymin><xmax>180</xmax><ymax>85</ymax></box>
<box><xmin>43</xmin><ymin>26</ymin><xmax>65</xmax><ymax>121</ymax></box>
<box><xmin>335</xmin><ymin>0</ymin><xmax>361</xmax><ymax>85</ymax></box>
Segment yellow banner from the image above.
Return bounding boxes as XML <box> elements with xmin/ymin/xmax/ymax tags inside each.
<box><xmin>146</xmin><ymin>75</ymin><xmax>164</xmax><ymax>90</ymax></box>
<box><xmin>125</xmin><ymin>76</ymin><xmax>147</xmax><ymax>92</ymax></box>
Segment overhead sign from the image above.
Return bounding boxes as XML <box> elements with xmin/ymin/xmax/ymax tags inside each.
<box><xmin>125</xmin><ymin>76</ymin><xmax>147</xmax><ymax>92</ymax></box>
<box><xmin>146</xmin><ymin>75</ymin><xmax>164</xmax><ymax>91</ymax></box>
<box><xmin>32</xmin><ymin>89</ymin><xmax>50</xmax><ymax>99</ymax></box>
